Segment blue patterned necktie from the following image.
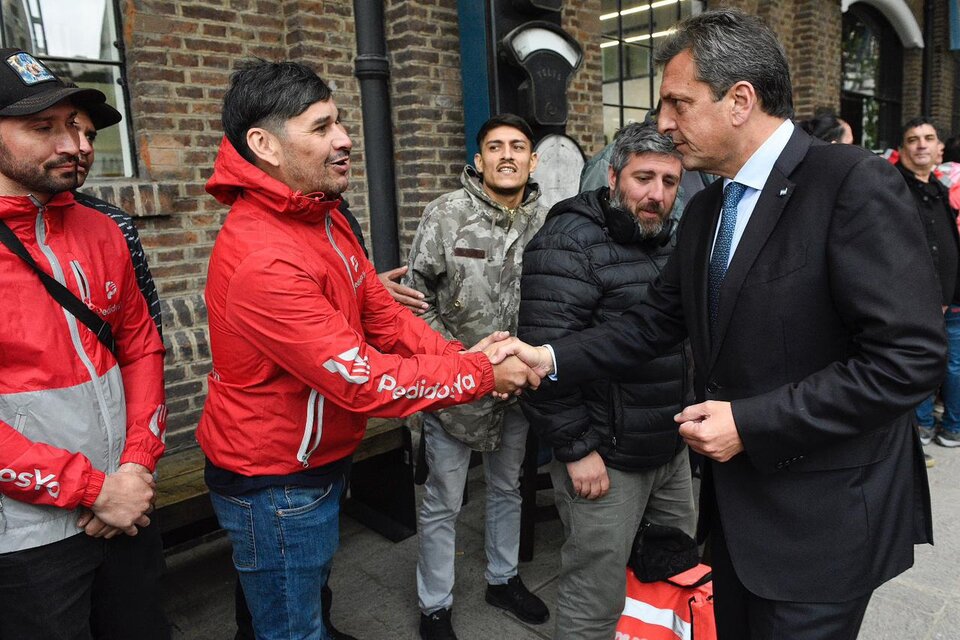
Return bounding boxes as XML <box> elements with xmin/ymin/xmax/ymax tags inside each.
<box><xmin>708</xmin><ymin>181</ymin><xmax>747</xmax><ymax>334</ymax></box>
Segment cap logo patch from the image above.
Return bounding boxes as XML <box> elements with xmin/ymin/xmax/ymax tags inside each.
<box><xmin>5</xmin><ymin>52</ymin><xmax>54</xmax><ymax>86</ymax></box>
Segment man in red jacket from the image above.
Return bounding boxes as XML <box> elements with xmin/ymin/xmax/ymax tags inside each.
<box><xmin>199</xmin><ymin>59</ymin><xmax>538</xmax><ymax>640</ymax></box>
<box><xmin>0</xmin><ymin>49</ymin><xmax>167</xmax><ymax>638</ymax></box>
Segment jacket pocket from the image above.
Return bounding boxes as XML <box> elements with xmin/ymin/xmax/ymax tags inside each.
<box><xmin>787</xmin><ymin>426</ymin><xmax>896</xmax><ymax>472</ymax></box>
<box><xmin>69</xmin><ymin>260</ymin><xmax>92</xmax><ymax>304</ymax></box>
<box><xmin>13</xmin><ymin>410</ymin><xmax>26</xmax><ymax>433</ymax></box>
<box><xmin>745</xmin><ymin>246</ymin><xmax>807</xmax><ymax>285</ymax></box>
<box><xmin>209</xmin><ymin>491</ymin><xmax>256</xmax><ymax>569</ymax></box>
<box><xmin>277</xmin><ymin>482</ymin><xmax>337</xmax><ymax>517</ymax></box>
<box><xmin>608</xmin><ymin>384</ymin><xmax>624</xmax><ymax>448</ymax></box>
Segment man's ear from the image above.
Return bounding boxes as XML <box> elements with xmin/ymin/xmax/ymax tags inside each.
<box><xmin>246</xmin><ymin>127</ymin><xmax>282</xmax><ymax>168</ymax></box>
<box><xmin>528</xmin><ymin>151</ymin><xmax>539</xmax><ymax>175</ymax></box>
<box><xmin>474</xmin><ymin>151</ymin><xmax>484</xmax><ymax>174</ymax></box>
<box><xmin>607</xmin><ymin>164</ymin><xmax>617</xmax><ymax>191</ymax></box>
<box><xmin>729</xmin><ymin>80</ymin><xmax>757</xmax><ymax>126</ymax></box>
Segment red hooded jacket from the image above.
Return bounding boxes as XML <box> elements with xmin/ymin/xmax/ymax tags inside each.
<box><xmin>0</xmin><ymin>191</ymin><xmax>166</xmax><ymax>552</ymax></box>
<box><xmin>198</xmin><ymin>138</ymin><xmax>495</xmax><ymax>476</ymax></box>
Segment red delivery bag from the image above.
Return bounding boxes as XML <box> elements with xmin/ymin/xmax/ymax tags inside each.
<box><xmin>615</xmin><ymin>563</ymin><xmax>716</xmax><ymax>640</ymax></box>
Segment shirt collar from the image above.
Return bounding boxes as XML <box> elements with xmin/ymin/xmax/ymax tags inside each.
<box><xmin>726</xmin><ymin>119</ymin><xmax>795</xmax><ymax>192</ymax></box>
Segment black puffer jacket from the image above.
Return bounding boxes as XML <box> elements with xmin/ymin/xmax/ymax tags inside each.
<box><xmin>518</xmin><ymin>188</ymin><xmax>689</xmax><ymax>471</ymax></box>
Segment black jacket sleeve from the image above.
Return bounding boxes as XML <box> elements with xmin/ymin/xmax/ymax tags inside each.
<box><xmin>518</xmin><ymin>216</ymin><xmax>605</xmax><ymax>462</ymax></box>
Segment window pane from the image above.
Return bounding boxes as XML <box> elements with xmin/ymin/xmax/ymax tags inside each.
<box><xmin>2</xmin><ymin>1</ymin><xmax>118</xmax><ymax>61</ymax></box>
<box><xmin>601</xmin><ymin>0</ymin><xmax>621</xmax><ymax>14</ymax></box>
<box><xmin>859</xmin><ymin>96</ymin><xmax>880</xmax><ymax>150</ymax></box>
<box><xmin>841</xmin><ymin>5</ymin><xmax>902</xmax><ymax>151</ymax></box>
<box><xmin>623</xmin><ymin>42</ymin><xmax>651</xmax><ymax>80</ymax></box>
<box><xmin>600</xmin><ymin>0</ymin><xmax>622</xmax><ymax>37</ymax></box>
<box><xmin>623</xmin><ymin>107</ymin><xmax>649</xmax><ymax>126</ymax></box>
<box><xmin>603</xmin><ymin>105</ymin><xmax>622</xmax><ymax>145</ymax></box>
<box><xmin>604</xmin><ymin>105</ymin><xmax>651</xmax><ymax>147</ymax></box>
<box><xmin>622</xmin><ymin>2</ymin><xmax>654</xmax><ymax>34</ymax></box>
<box><xmin>622</xmin><ymin>74</ymin><xmax>654</xmax><ymax>113</ymax></box>
<box><xmin>602</xmin><ymin>78</ymin><xmax>622</xmax><ymax>106</ymax></box>
<box><xmin>39</xmin><ymin>0</ymin><xmax>117</xmax><ymax>61</ymax></box>
<box><xmin>653</xmin><ymin>1</ymin><xmax>685</xmax><ymax>26</ymax></box>
<box><xmin>602</xmin><ymin>38</ymin><xmax>620</xmax><ymax>82</ymax></box>
<box><xmin>842</xmin><ymin>12</ymin><xmax>879</xmax><ymax>96</ymax></box>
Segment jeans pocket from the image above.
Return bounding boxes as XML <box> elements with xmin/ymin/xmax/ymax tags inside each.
<box><xmin>209</xmin><ymin>491</ymin><xmax>257</xmax><ymax>570</ymax></box>
<box><xmin>277</xmin><ymin>482</ymin><xmax>337</xmax><ymax>518</ymax></box>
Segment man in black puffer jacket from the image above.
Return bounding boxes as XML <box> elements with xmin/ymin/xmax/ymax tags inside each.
<box><xmin>518</xmin><ymin>122</ymin><xmax>696</xmax><ymax>640</ymax></box>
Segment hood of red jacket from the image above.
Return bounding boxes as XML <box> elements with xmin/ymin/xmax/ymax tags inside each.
<box><xmin>205</xmin><ymin>136</ymin><xmax>342</xmax><ymax>224</ymax></box>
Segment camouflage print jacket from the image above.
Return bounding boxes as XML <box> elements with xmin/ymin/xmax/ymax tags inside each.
<box><xmin>405</xmin><ymin>165</ymin><xmax>548</xmax><ymax>450</ymax></box>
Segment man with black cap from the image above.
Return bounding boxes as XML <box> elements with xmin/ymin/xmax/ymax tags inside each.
<box><xmin>0</xmin><ymin>48</ymin><xmax>169</xmax><ymax>639</ymax></box>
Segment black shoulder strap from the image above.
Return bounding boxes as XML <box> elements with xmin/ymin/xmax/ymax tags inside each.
<box><xmin>0</xmin><ymin>219</ymin><xmax>117</xmax><ymax>357</ymax></box>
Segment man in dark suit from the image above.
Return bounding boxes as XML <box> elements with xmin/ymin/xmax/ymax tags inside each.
<box><xmin>490</xmin><ymin>9</ymin><xmax>946</xmax><ymax>639</ymax></box>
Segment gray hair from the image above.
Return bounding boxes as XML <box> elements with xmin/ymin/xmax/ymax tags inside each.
<box><xmin>609</xmin><ymin>121</ymin><xmax>680</xmax><ymax>177</ymax></box>
<box><xmin>654</xmin><ymin>9</ymin><xmax>794</xmax><ymax>119</ymax></box>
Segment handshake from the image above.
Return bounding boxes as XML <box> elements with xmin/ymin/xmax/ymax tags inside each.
<box><xmin>467</xmin><ymin>331</ymin><xmax>555</xmax><ymax>398</ymax></box>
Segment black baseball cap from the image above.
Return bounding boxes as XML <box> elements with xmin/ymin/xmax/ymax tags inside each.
<box><xmin>63</xmin><ymin>82</ymin><xmax>122</xmax><ymax>130</ymax></box>
<box><xmin>0</xmin><ymin>48</ymin><xmax>111</xmax><ymax>120</ymax></box>
<box><xmin>83</xmin><ymin>100</ymin><xmax>122</xmax><ymax>130</ymax></box>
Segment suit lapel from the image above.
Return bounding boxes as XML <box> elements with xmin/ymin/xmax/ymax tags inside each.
<box><xmin>708</xmin><ymin>128</ymin><xmax>813</xmax><ymax>366</ymax></box>
<box><xmin>690</xmin><ymin>182</ymin><xmax>723</xmax><ymax>361</ymax></box>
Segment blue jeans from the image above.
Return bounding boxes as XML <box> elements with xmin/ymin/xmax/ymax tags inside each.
<box><xmin>210</xmin><ymin>476</ymin><xmax>346</xmax><ymax>640</ymax></box>
<box><xmin>416</xmin><ymin>405</ymin><xmax>528</xmax><ymax>614</ymax></box>
<box><xmin>916</xmin><ymin>306</ymin><xmax>960</xmax><ymax>433</ymax></box>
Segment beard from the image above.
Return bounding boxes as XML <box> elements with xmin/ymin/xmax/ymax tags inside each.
<box><xmin>609</xmin><ymin>183</ymin><xmax>667</xmax><ymax>239</ymax></box>
<box><xmin>283</xmin><ymin>154</ymin><xmax>349</xmax><ymax>199</ymax></box>
<box><xmin>0</xmin><ymin>139</ymin><xmax>78</xmax><ymax>196</ymax></box>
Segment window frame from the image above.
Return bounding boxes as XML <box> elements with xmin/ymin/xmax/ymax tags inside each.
<box><xmin>841</xmin><ymin>3</ymin><xmax>903</xmax><ymax>151</ymax></box>
<box><xmin>599</xmin><ymin>0</ymin><xmax>695</xmax><ymax>144</ymax></box>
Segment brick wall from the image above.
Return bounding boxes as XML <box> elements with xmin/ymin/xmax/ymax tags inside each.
<box><xmin>716</xmin><ymin>0</ymin><xmax>843</xmax><ymax>120</ymax></box>
<box><xmin>563</xmin><ymin>1</ymin><xmax>605</xmax><ymax>159</ymax></box>
<box><xmin>384</xmin><ymin>0</ymin><xmax>466</xmax><ymax>259</ymax></box>
<box><xmin>928</xmin><ymin>0</ymin><xmax>957</xmax><ymax>133</ymax></box>
<box><xmin>789</xmin><ymin>0</ymin><xmax>842</xmax><ymax>118</ymax></box>
<box><xmin>899</xmin><ymin>0</ymin><xmax>960</xmax><ymax>134</ymax></box>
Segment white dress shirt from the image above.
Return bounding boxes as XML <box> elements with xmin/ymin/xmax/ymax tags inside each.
<box><xmin>711</xmin><ymin>119</ymin><xmax>795</xmax><ymax>267</ymax></box>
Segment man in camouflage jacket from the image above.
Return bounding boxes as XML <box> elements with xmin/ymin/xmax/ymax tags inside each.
<box><xmin>405</xmin><ymin>114</ymin><xmax>550</xmax><ymax>640</ymax></box>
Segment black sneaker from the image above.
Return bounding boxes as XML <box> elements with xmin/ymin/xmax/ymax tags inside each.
<box><xmin>918</xmin><ymin>425</ymin><xmax>936</xmax><ymax>446</ymax></box>
<box><xmin>485</xmin><ymin>575</ymin><xmax>549</xmax><ymax>624</ymax></box>
<box><xmin>419</xmin><ymin>607</ymin><xmax>457</xmax><ymax>640</ymax></box>
<box><xmin>935</xmin><ymin>430</ymin><xmax>960</xmax><ymax>448</ymax></box>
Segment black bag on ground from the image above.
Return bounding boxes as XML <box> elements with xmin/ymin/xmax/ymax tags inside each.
<box><xmin>628</xmin><ymin>520</ymin><xmax>700</xmax><ymax>583</ymax></box>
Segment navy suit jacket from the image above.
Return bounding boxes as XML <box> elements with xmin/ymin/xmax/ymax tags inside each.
<box><xmin>550</xmin><ymin>127</ymin><xmax>945</xmax><ymax>602</ymax></box>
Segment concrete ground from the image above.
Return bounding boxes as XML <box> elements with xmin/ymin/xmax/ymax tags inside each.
<box><xmin>162</xmin><ymin>443</ymin><xmax>960</xmax><ymax>640</ymax></box>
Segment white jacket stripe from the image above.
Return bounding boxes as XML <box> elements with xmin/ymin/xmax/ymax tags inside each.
<box><xmin>621</xmin><ymin>596</ymin><xmax>691</xmax><ymax>640</ymax></box>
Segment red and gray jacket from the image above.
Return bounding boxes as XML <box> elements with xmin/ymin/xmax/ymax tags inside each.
<box><xmin>0</xmin><ymin>191</ymin><xmax>166</xmax><ymax>553</ymax></box>
<box><xmin>197</xmin><ymin>138</ymin><xmax>495</xmax><ymax>477</ymax></box>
